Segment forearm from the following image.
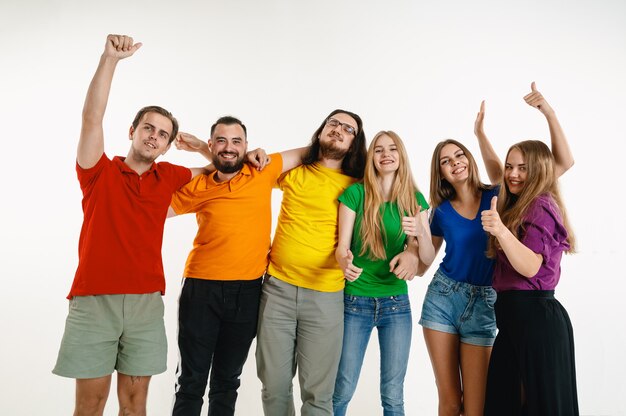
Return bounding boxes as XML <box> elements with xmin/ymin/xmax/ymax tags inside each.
<box><xmin>82</xmin><ymin>55</ymin><xmax>119</xmax><ymax>125</ymax></box>
<box><xmin>476</xmin><ymin>131</ymin><xmax>503</xmax><ymax>184</ymax></box>
<box><xmin>496</xmin><ymin>229</ymin><xmax>542</xmax><ymax>278</ymax></box>
<box><xmin>545</xmin><ymin>111</ymin><xmax>574</xmax><ymax>177</ymax></box>
<box><xmin>416</xmin><ymin>234</ymin><xmax>435</xmax><ymax>266</ymax></box>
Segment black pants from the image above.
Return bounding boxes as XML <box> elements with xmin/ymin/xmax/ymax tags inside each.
<box><xmin>173</xmin><ymin>277</ymin><xmax>262</xmax><ymax>416</ymax></box>
<box><xmin>484</xmin><ymin>290</ymin><xmax>579</xmax><ymax>416</ymax></box>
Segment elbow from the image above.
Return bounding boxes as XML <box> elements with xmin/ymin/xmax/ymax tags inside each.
<box><xmin>558</xmin><ymin>158</ymin><xmax>575</xmax><ymax>177</ymax></box>
<box><xmin>416</xmin><ymin>262</ymin><xmax>431</xmax><ymax>277</ymax></box>
<box><xmin>521</xmin><ymin>263</ymin><xmax>541</xmax><ymax>279</ymax></box>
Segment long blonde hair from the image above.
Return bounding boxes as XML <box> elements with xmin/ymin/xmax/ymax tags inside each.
<box><xmin>360</xmin><ymin>131</ymin><xmax>420</xmax><ymax>260</ymax></box>
<box><xmin>429</xmin><ymin>139</ymin><xmax>492</xmax><ymax>209</ymax></box>
<box><xmin>487</xmin><ymin>140</ymin><xmax>576</xmax><ymax>257</ymax></box>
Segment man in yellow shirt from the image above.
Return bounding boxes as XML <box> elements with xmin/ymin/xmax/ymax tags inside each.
<box><xmin>256</xmin><ymin>110</ymin><xmax>367</xmax><ymax>416</ymax></box>
<box><xmin>169</xmin><ymin>116</ymin><xmax>305</xmax><ymax>416</ymax></box>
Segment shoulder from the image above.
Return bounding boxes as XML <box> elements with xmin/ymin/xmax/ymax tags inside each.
<box><xmin>155</xmin><ymin>160</ymin><xmax>191</xmax><ymax>177</ymax></box>
<box><xmin>263</xmin><ymin>152</ymin><xmax>284</xmax><ymax>177</ymax></box>
<box><xmin>483</xmin><ymin>185</ymin><xmax>500</xmax><ymax>198</ymax></box>
<box><xmin>524</xmin><ymin>194</ymin><xmax>564</xmax><ymax>229</ymax></box>
<box><xmin>339</xmin><ymin>181</ymin><xmax>364</xmax><ymax>203</ymax></box>
<box><xmin>346</xmin><ymin>182</ymin><xmax>364</xmax><ymax>193</ymax></box>
<box><xmin>415</xmin><ymin>190</ymin><xmax>429</xmax><ymax>210</ymax></box>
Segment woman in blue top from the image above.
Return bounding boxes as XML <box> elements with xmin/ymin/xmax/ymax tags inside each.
<box><xmin>333</xmin><ymin>131</ymin><xmax>435</xmax><ymax>416</ymax></box>
<box><xmin>403</xmin><ymin>83</ymin><xmax>574</xmax><ymax>416</ymax></box>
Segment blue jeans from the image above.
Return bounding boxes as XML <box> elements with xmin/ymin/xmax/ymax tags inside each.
<box><xmin>333</xmin><ymin>294</ymin><xmax>412</xmax><ymax>416</ymax></box>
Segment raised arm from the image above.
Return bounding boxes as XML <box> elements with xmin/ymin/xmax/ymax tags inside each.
<box><xmin>77</xmin><ymin>34</ymin><xmax>142</xmax><ymax>169</ymax></box>
<box><xmin>474</xmin><ymin>100</ymin><xmax>503</xmax><ymax>184</ymax></box>
<box><xmin>524</xmin><ymin>82</ymin><xmax>574</xmax><ymax>178</ymax></box>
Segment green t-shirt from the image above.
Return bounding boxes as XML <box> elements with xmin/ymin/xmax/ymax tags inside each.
<box><xmin>338</xmin><ymin>182</ymin><xmax>428</xmax><ymax>297</ymax></box>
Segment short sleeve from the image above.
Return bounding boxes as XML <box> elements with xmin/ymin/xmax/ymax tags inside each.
<box><xmin>166</xmin><ymin>163</ymin><xmax>193</xmax><ymax>192</ymax></box>
<box><xmin>338</xmin><ymin>183</ymin><xmax>363</xmax><ymax>212</ymax></box>
<box><xmin>170</xmin><ymin>174</ymin><xmax>205</xmax><ymax>215</ymax></box>
<box><xmin>76</xmin><ymin>153</ymin><xmax>109</xmax><ymax>193</ymax></box>
<box><xmin>416</xmin><ymin>191</ymin><xmax>429</xmax><ymax>211</ymax></box>
<box><xmin>430</xmin><ymin>206</ymin><xmax>443</xmax><ymax>237</ymax></box>
<box><xmin>521</xmin><ymin>196</ymin><xmax>569</xmax><ymax>265</ymax></box>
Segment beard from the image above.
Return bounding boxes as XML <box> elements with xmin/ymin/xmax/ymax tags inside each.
<box><xmin>212</xmin><ymin>152</ymin><xmax>245</xmax><ymax>173</ymax></box>
<box><xmin>319</xmin><ymin>140</ymin><xmax>350</xmax><ymax>161</ymax></box>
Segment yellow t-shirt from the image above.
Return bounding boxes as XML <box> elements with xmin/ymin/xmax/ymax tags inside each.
<box><xmin>268</xmin><ymin>163</ymin><xmax>356</xmax><ymax>292</ymax></box>
<box><xmin>171</xmin><ymin>154</ymin><xmax>283</xmax><ymax>280</ymax></box>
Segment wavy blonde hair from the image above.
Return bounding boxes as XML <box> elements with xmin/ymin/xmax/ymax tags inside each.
<box><xmin>487</xmin><ymin>140</ymin><xmax>576</xmax><ymax>257</ymax></box>
<box><xmin>360</xmin><ymin>131</ymin><xmax>421</xmax><ymax>260</ymax></box>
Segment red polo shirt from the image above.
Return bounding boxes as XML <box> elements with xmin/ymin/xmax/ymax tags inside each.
<box><xmin>68</xmin><ymin>154</ymin><xmax>191</xmax><ymax>298</ymax></box>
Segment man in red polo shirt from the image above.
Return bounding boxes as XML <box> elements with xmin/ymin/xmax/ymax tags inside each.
<box><xmin>52</xmin><ymin>34</ymin><xmax>202</xmax><ymax>415</ymax></box>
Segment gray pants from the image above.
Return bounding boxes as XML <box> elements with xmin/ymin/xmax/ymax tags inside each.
<box><xmin>256</xmin><ymin>275</ymin><xmax>344</xmax><ymax>416</ymax></box>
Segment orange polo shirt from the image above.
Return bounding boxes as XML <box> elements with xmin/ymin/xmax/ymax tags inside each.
<box><xmin>69</xmin><ymin>154</ymin><xmax>192</xmax><ymax>298</ymax></box>
<box><xmin>171</xmin><ymin>153</ymin><xmax>283</xmax><ymax>281</ymax></box>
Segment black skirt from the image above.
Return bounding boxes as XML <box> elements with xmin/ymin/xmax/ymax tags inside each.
<box><xmin>484</xmin><ymin>290</ymin><xmax>579</xmax><ymax>416</ymax></box>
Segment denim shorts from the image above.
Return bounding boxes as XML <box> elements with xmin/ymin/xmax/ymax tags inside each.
<box><xmin>419</xmin><ymin>270</ymin><xmax>497</xmax><ymax>346</ymax></box>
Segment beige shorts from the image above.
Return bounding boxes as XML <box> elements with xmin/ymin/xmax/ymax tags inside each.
<box><xmin>52</xmin><ymin>292</ymin><xmax>167</xmax><ymax>379</ymax></box>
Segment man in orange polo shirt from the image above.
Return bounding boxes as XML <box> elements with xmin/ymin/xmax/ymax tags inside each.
<box><xmin>168</xmin><ymin>117</ymin><xmax>305</xmax><ymax>416</ymax></box>
<box><xmin>52</xmin><ymin>34</ymin><xmax>201</xmax><ymax>415</ymax></box>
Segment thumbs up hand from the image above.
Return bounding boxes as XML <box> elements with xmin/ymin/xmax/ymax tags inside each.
<box><xmin>523</xmin><ymin>81</ymin><xmax>554</xmax><ymax>116</ymax></box>
<box><xmin>481</xmin><ymin>196</ymin><xmax>506</xmax><ymax>237</ymax></box>
<box><xmin>338</xmin><ymin>248</ymin><xmax>363</xmax><ymax>282</ymax></box>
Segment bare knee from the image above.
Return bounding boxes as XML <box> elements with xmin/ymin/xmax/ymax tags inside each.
<box><xmin>75</xmin><ymin>394</ymin><xmax>108</xmax><ymax>416</ymax></box>
<box><xmin>437</xmin><ymin>389</ymin><xmax>462</xmax><ymax>416</ymax></box>
<box><xmin>117</xmin><ymin>374</ymin><xmax>150</xmax><ymax>416</ymax></box>
<box><xmin>75</xmin><ymin>376</ymin><xmax>111</xmax><ymax>416</ymax></box>
<box><xmin>439</xmin><ymin>399</ymin><xmax>462</xmax><ymax>416</ymax></box>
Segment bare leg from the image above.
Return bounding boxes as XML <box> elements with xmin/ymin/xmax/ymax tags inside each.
<box><xmin>423</xmin><ymin>328</ymin><xmax>462</xmax><ymax>416</ymax></box>
<box><xmin>75</xmin><ymin>375</ymin><xmax>112</xmax><ymax>416</ymax></box>
<box><xmin>117</xmin><ymin>373</ymin><xmax>151</xmax><ymax>416</ymax></box>
<box><xmin>459</xmin><ymin>343</ymin><xmax>491</xmax><ymax>416</ymax></box>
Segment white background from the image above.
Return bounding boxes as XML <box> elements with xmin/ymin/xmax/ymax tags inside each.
<box><xmin>1</xmin><ymin>0</ymin><xmax>624</xmax><ymax>415</ymax></box>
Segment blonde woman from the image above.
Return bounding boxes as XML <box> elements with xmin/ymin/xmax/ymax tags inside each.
<box><xmin>482</xmin><ymin>140</ymin><xmax>578</xmax><ymax>415</ymax></box>
<box><xmin>332</xmin><ymin>131</ymin><xmax>435</xmax><ymax>416</ymax></box>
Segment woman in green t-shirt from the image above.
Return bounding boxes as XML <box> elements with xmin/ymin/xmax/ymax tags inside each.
<box><xmin>332</xmin><ymin>131</ymin><xmax>435</xmax><ymax>415</ymax></box>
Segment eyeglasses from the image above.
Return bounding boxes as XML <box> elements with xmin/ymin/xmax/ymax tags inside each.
<box><xmin>326</xmin><ymin>118</ymin><xmax>357</xmax><ymax>136</ymax></box>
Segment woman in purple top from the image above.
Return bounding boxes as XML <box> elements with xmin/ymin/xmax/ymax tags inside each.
<box><xmin>481</xmin><ymin>139</ymin><xmax>578</xmax><ymax>415</ymax></box>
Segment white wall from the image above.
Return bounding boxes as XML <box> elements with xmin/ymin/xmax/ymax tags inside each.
<box><xmin>1</xmin><ymin>0</ymin><xmax>624</xmax><ymax>414</ymax></box>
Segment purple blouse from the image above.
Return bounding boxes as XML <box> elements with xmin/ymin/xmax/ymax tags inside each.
<box><xmin>492</xmin><ymin>194</ymin><xmax>570</xmax><ymax>292</ymax></box>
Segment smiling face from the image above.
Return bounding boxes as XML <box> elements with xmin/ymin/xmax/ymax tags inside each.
<box><xmin>373</xmin><ymin>134</ymin><xmax>399</xmax><ymax>175</ymax></box>
<box><xmin>209</xmin><ymin>123</ymin><xmax>248</xmax><ymax>174</ymax></box>
<box><xmin>505</xmin><ymin>147</ymin><xmax>527</xmax><ymax>195</ymax></box>
<box><xmin>128</xmin><ymin>111</ymin><xmax>173</xmax><ymax>163</ymax></box>
<box><xmin>438</xmin><ymin>143</ymin><xmax>470</xmax><ymax>184</ymax></box>
<box><xmin>318</xmin><ymin>112</ymin><xmax>357</xmax><ymax>160</ymax></box>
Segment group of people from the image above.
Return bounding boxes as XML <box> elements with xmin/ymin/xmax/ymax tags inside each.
<box><xmin>53</xmin><ymin>34</ymin><xmax>579</xmax><ymax>416</ymax></box>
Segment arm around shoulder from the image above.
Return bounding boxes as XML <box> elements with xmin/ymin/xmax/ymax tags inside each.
<box><xmin>280</xmin><ymin>147</ymin><xmax>308</xmax><ymax>174</ymax></box>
